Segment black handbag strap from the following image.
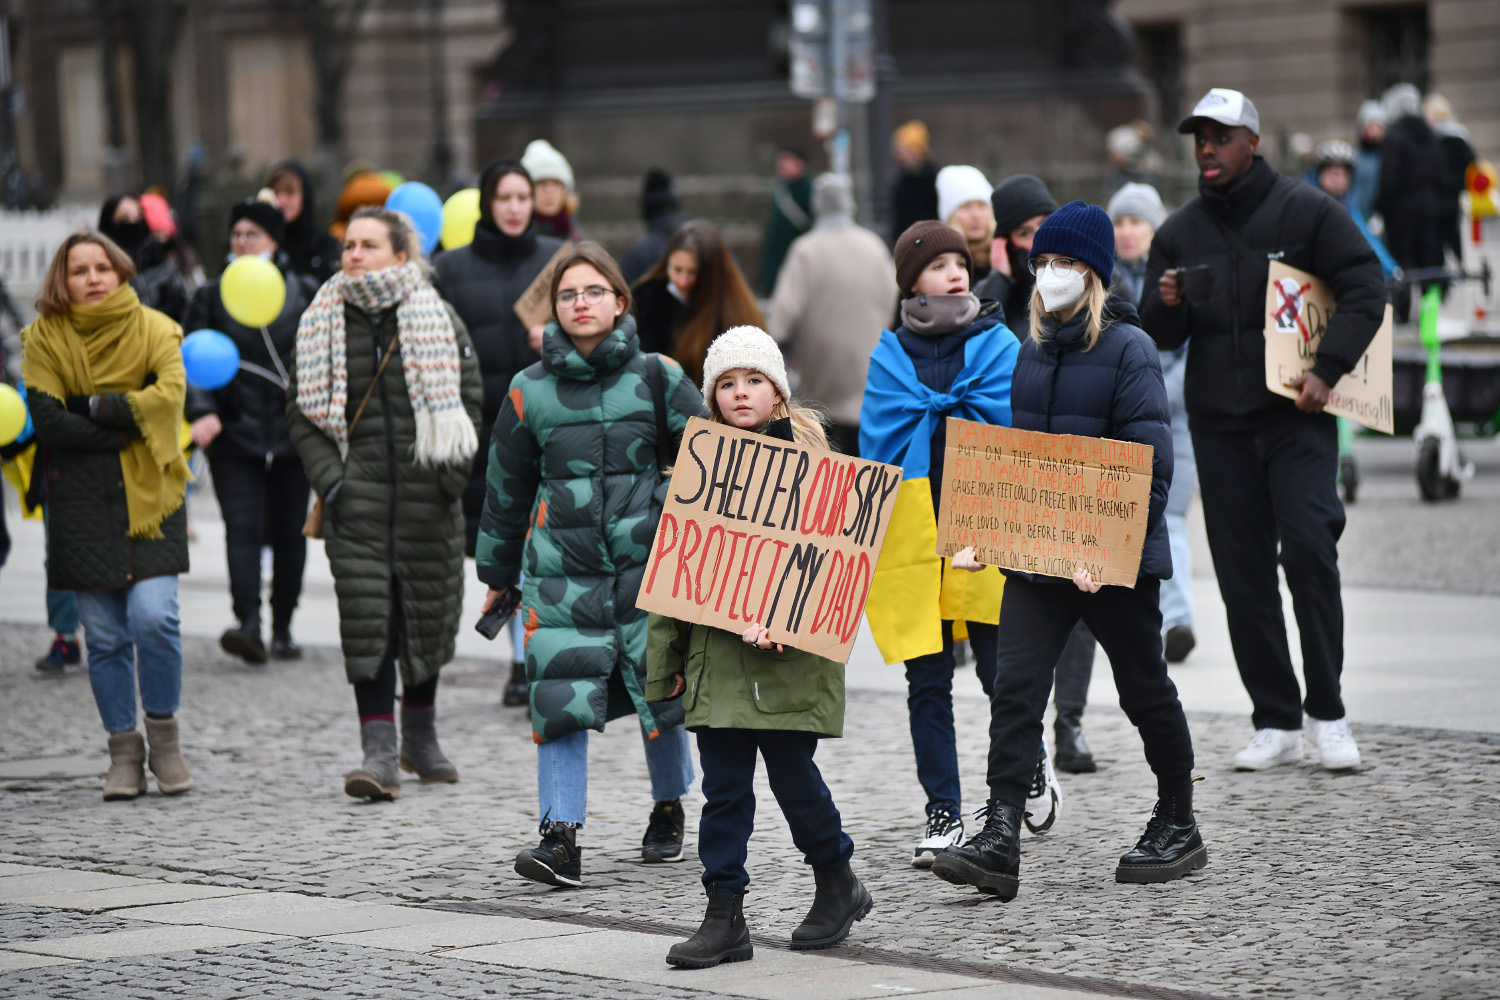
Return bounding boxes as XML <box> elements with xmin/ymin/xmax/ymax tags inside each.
<box><xmin>644</xmin><ymin>353</ymin><xmax>672</xmax><ymax>472</ymax></box>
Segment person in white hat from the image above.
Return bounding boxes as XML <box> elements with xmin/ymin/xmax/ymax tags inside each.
<box><xmin>937</xmin><ymin>165</ymin><xmax>996</xmax><ymax>280</ymax></box>
<box><xmin>521</xmin><ymin>139</ymin><xmax>581</xmax><ymax>242</ymax></box>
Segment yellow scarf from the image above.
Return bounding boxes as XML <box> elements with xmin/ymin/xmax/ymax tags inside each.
<box><xmin>21</xmin><ymin>284</ymin><xmax>189</xmax><ymax>538</ymax></box>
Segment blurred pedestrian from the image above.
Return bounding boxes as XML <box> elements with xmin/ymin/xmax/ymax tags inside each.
<box><xmin>933</xmin><ymin>203</ymin><xmax>1204</xmax><ymax>899</ymax></box>
<box><xmin>1102</xmin><ymin>121</ymin><xmax>1161</xmax><ymax>199</ymax></box>
<box><xmin>331</xmin><ymin>172</ymin><xmax>394</xmax><ymax>243</ymax></box>
<box><xmin>1376</xmin><ymin>83</ymin><xmax>1445</xmax><ymax>319</ymax></box>
<box><xmin>1352</xmin><ymin>101</ymin><xmax>1386</xmax><ymax>223</ymax></box>
<box><xmin>1424</xmin><ymin>95</ymin><xmax>1477</xmax><ymax>264</ymax></box>
<box><xmin>98</xmin><ymin>194</ymin><xmax>195</xmax><ymax>324</ymax></box>
<box><xmin>621</xmin><ymin>168</ymin><xmax>687</xmax><ymax>285</ymax></box>
<box><xmin>649</xmin><ymin>327</ymin><xmax>869</xmax><ymax>968</ymax></box>
<box><xmin>1310</xmin><ymin>141</ymin><xmax>1398</xmax><ymax>277</ymax></box>
<box><xmin>760</xmin><ymin>146</ymin><xmax>813</xmax><ymax>296</ymax></box>
<box><xmin>286</xmin><ymin>207</ymin><xmax>482</xmax><ymax>801</ymax></box>
<box><xmin>890</xmin><ymin>120</ymin><xmax>939</xmax><ymax>244</ymax></box>
<box><xmin>183</xmin><ymin>197</ymin><xmax>318</xmax><ymax>665</ymax></box>
<box><xmin>973</xmin><ymin>175</ymin><xmax>1059</xmax><ymax>333</ymax></box>
<box><xmin>1140</xmin><ymin>88</ymin><xmax>1385</xmax><ymax>773</ymax></box>
<box><xmin>522</xmin><ymin>139</ymin><xmax>582</xmax><ymax>242</ymax></box>
<box><xmin>476</xmin><ymin>243</ymin><xmax>703</xmax><ymax>888</ymax></box>
<box><xmin>23</xmin><ymin>231</ymin><xmax>194</xmax><ymax>801</ymax></box>
<box><xmin>938</xmin><ymin>165</ymin><xmax>996</xmax><ymax>281</ymax></box>
<box><xmin>267</xmin><ymin>160</ymin><xmax>344</xmax><ymax>284</ymax></box>
<box><xmin>633</xmin><ymin>219</ymin><xmax>765</xmax><ymax>387</ymax></box>
<box><xmin>767</xmin><ymin>173</ymin><xmax>895</xmax><ymax>456</ymax></box>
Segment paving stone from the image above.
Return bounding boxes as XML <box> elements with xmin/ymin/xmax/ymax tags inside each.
<box><xmin>9</xmin><ymin>925</ymin><xmax>286</xmax><ymax>959</ymax></box>
<box><xmin>10</xmin><ymin>882</ymin><xmax>256</xmax><ymax>912</ymax></box>
<box><xmin>324</xmin><ymin>912</ymin><xmax>593</xmax><ymax>952</ymax></box>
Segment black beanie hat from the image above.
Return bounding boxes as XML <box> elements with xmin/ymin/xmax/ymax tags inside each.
<box><xmin>641</xmin><ymin>167</ymin><xmax>679</xmax><ymax>221</ymax></box>
<box><xmin>990</xmin><ymin>174</ymin><xmax>1059</xmax><ymax>240</ymax></box>
<box><xmin>894</xmin><ymin>220</ymin><xmax>972</xmax><ymax>296</ymax></box>
<box><xmin>1029</xmin><ymin>201</ymin><xmax>1116</xmax><ymax>287</ymax></box>
<box><xmin>229</xmin><ymin>198</ymin><xmax>286</xmax><ymax>246</ymax></box>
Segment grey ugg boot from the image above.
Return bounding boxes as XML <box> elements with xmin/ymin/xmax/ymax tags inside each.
<box><xmin>144</xmin><ymin>717</ymin><xmax>193</xmax><ymax>794</ymax></box>
<box><xmin>398</xmin><ymin>703</ymin><xmax>458</xmax><ymax>783</ymax></box>
<box><xmin>103</xmin><ymin>731</ymin><xmax>147</xmax><ymax>801</ymax></box>
<box><xmin>344</xmin><ymin>720</ymin><xmax>402</xmax><ymax>800</ymax></box>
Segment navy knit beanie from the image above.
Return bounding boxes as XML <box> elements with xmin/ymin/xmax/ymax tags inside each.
<box><xmin>1029</xmin><ymin>201</ymin><xmax>1115</xmax><ymax>287</ymax></box>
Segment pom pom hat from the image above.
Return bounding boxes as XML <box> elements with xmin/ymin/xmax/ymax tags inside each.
<box><xmin>701</xmin><ymin>326</ymin><xmax>792</xmax><ymax>412</ymax></box>
<box><xmin>1028</xmin><ymin>201</ymin><xmax>1117</xmax><ymax>287</ymax></box>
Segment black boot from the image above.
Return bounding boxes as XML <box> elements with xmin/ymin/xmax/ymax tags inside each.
<box><xmin>790</xmin><ymin>863</ymin><xmax>872</xmax><ymax>950</ymax></box>
<box><xmin>930</xmin><ymin>800</ymin><xmax>1021</xmax><ymax>900</ymax></box>
<box><xmin>220</xmin><ymin>621</ymin><xmax>267</xmax><ymax>665</ymax></box>
<box><xmin>666</xmin><ymin>892</ymin><xmax>753</xmax><ymax>968</ymax></box>
<box><xmin>1116</xmin><ymin>792</ymin><xmax>1208</xmax><ymax>884</ymax></box>
<box><xmin>1054</xmin><ymin>708</ymin><xmax>1097</xmax><ymax>773</ymax></box>
<box><xmin>271</xmin><ymin>627</ymin><xmax>302</xmax><ymax>661</ymax></box>
<box><xmin>502</xmin><ymin>662</ymin><xmax>528</xmax><ymax>707</ymax></box>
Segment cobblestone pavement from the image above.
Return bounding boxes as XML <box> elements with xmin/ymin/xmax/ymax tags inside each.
<box><xmin>3</xmin><ymin>621</ymin><xmax>1498</xmax><ymax>999</ymax></box>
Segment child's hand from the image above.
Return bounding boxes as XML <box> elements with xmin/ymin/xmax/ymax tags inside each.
<box><xmin>951</xmin><ymin>546</ymin><xmax>986</xmax><ymax>572</ymax></box>
<box><xmin>1072</xmin><ymin>567</ymin><xmax>1102</xmax><ymax>593</ymax></box>
<box><xmin>742</xmin><ymin>622</ymin><xmax>784</xmax><ymax>653</ymax></box>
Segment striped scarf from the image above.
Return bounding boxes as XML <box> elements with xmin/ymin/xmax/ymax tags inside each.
<box><xmin>294</xmin><ymin>262</ymin><xmax>477</xmax><ymax>467</ymax></box>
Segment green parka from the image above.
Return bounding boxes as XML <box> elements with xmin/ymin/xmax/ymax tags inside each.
<box><xmin>285</xmin><ymin>300</ymin><xmax>482</xmax><ymax>685</ymax></box>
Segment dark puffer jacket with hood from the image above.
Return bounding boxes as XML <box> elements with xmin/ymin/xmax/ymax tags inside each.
<box><xmin>270</xmin><ymin>160</ymin><xmax>344</xmax><ymax>284</ymax></box>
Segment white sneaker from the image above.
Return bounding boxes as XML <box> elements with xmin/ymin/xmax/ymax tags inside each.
<box><xmin>1023</xmin><ymin>742</ymin><xmax>1061</xmax><ymax>835</ymax></box>
<box><xmin>1305</xmin><ymin>717</ymin><xmax>1361</xmax><ymax>770</ymax></box>
<box><xmin>1233</xmin><ymin>728</ymin><xmax>1302</xmax><ymax>770</ymax></box>
<box><xmin>911</xmin><ymin>805</ymin><xmax>964</xmax><ymax>868</ymax></box>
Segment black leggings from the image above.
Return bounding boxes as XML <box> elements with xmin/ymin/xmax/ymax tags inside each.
<box><xmin>353</xmin><ymin>582</ymin><xmax>438</xmax><ymax>720</ymax></box>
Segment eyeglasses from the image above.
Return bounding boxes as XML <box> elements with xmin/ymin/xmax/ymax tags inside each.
<box><xmin>1027</xmin><ymin>257</ymin><xmax>1084</xmax><ymax>278</ymax></box>
<box><xmin>229</xmin><ymin>228</ymin><xmax>269</xmax><ymax>244</ymax></box>
<box><xmin>554</xmin><ymin>285</ymin><xmax>614</xmax><ymax>307</ymax></box>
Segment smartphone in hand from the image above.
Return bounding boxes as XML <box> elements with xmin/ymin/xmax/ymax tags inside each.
<box><xmin>475</xmin><ymin>588</ymin><xmax>521</xmax><ymax>640</ymax></box>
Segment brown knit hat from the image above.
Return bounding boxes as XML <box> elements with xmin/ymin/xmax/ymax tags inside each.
<box><xmin>894</xmin><ymin>220</ymin><xmax>972</xmax><ymax>296</ymax></box>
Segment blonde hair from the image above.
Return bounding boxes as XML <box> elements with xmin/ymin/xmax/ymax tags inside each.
<box><xmin>707</xmin><ymin>386</ymin><xmax>831</xmax><ymax>453</ymax></box>
<box><xmin>347</xmin><ymin>205</ymin><xmax>433</xmax><ymax>277</ymax></box>
<box><xmin>1028</xmin><ymin>270</ymin><xmax>1111</xmax><ymax>351</ymax></box>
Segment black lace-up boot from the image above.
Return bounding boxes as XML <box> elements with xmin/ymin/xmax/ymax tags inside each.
<box><xmin>929</xmin><ymin>800</ymin><xmax>1022</xmax><ymax>899</ymax></box>
<box><xmin>1115</xmin><ymin>792</ymin><xmax>1208</xmax><ymax>883</ymax></box>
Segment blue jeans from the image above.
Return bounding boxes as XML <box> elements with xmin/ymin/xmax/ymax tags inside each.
<box><xmin>905</xmin><ymin>620</ymin><xmax>998</xmax><ymax>816</ymax></box>
<box><xmin>42</xmin><ymin>508</ymin><xmax>79</xmax><ymax>634</ymax></box>
<box><xmin>536</xmin><ymin>721</ymin><xmax>694</xmax><ymax>828</ymax></box>
<box><xmin>75</xmin><ymin>575</ymin><xmax>183</xmax><ymax>734</ymax></box>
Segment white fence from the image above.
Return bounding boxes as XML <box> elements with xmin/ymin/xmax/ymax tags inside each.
<box><xmin>1</xmin><ymin>204</ymin><xmax>98</xmax><ymax>323</ymax></box>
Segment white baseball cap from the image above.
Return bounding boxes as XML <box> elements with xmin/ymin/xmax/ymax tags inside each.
<box><xmin>1177</xmin><ymin>88</ymin><xmax>1260</xmax><ymax>137</ymax></box>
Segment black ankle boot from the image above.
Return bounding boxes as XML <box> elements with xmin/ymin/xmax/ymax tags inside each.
<box><xmin>220</xmin><ymin>621</ymin><xmax>267</xmax><ymax>665</ymax></box>
<box><xmin>1054</xmin><ymin>708</ymin><xmax>1097</xmax><ymax>773</ymax></box>
<box><xmin>1116</xmin><ymin>792</ymin><xmax>1208</xmax><ymax>883</ymax></box>
<box><xmin>930</xmin><ymin>800</ymin><xmax>1022</xmax><ymax>899</ymax></box>
<box><xmin>666</xmin><ymin>892</ymin><xmax>753</xmax><ymax>968</ymax></box>
<box><xmin>790</xmin><ymin>863</ymin><xmax>872</xmax><ymax>950</ymax></box>
<box><xmin>502</xmin><ymin>662</ymin><xmax>528</xmax><ymax>707</ymax></box>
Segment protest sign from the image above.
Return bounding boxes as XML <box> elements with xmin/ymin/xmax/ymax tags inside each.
<box><xmin>638</xmin><ymin>417</ymin><xmax>901</xmax><ymax>663</ymax></box>
<box><xmin>512</xmin><ymin>242</ymin><xmax>575</xmax><ymax>330</ymax></box>
<box><xmin>1264</xmin><ymin>260</ymin><xmax>1395</xmax><ymax>434</ymax></box>
<box><xmin>935</xmin><ymin>418</ymin><xmax>1153</xmax><ymax>588</ymax></box>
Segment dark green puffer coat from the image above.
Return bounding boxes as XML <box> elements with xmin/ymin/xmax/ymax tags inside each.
<box><xmin>475</xmin><ymin>315</ymin><xmax>707</xmax><ymax>743</ymax></box>
<box><xmin>286</xmin><ymin>301</ymin><xmax>482</xmax><ymax>685</ymax></box>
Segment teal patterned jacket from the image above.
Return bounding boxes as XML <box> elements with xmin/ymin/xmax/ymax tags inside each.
<box><xmin>475</xmin><ymin>315</ymin><xmax>707</xmax><ymax>743</ymax></box>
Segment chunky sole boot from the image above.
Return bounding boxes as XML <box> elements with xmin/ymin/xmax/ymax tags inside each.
<box><xmin>666</xmin><ymin>892</ymin><xmax>753</xmax><ymax>968</ymax></box>
<box><xmin>1116</xmin><ymin>794</ymin><xmax>1209</xmax><ymax>884</ymax></box>
<box><xmin>103</xmin><ymin>731</ymin><xmax>147</xmax><ymax>801</ymax></box>
<box><xmin>144</xmin><ymin>717</ymin><xmax>192</xmax><ymax>795</ymax></box>
<box><xmin>345</xmin><ymin>720</ymin><xmax>402</xmax><ymax>801</ymax></box>
<box><xmin>398</xmin><ymin>704</ymin><xmax>459</xmax><ymax>783</ymax></box>
<box><xmin>790</xmin><ymin>864</ymin><xmax>873</xmax><ymax>950</ymax></box>
<box><xmin>930</xmin><ymin>851</ymin><xmax>1019</xmax><ymax>899</ymax></box>
<box><xmin>930</xmin><ymin>800</ymin><xmax>1022</xmax><ymax>900</ymax></box>
<box><xmin>1116</xmin><ymin>842</ymin><xmax>1209</xmax><ymax>883</ymax></box>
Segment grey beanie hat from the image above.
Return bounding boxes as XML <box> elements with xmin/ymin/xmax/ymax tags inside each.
<box><xmin>1356</xmin><ymin>99</ymin><xmax>1387</xmax><ymax>129</ymax></box>
<box><xmin>812</xmin><ymin>172</ymin><xmax>855</xmax><ymax>220</ymax></box>
<box><xmin>1106</xmin><ymin>182</ymin><xmax>1166</xmax><ymax>230</ymax></box>
<box><xmin>1382</xmin><ymin>83</ymin><xmax>1422</xmax><ymax>122</ymax></box>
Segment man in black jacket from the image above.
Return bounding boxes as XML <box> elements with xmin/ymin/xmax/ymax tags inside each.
<box><xmin>1140</xmin><ymin>89</ymin><xmax>1386</xmax><ymax>774</ymax></box>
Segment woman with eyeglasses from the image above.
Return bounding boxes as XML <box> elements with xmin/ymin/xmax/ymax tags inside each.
<box><xmin>931</xmin><ymin>202</ymin><xmax>1204</xmax><ymax>900</ymax></box>
<box><xmin>475</xmin><ymin>242</ymin><xmax>706</xmax><ymax>889</ymax></box>
<box><xmin>184</xmin><ymin>197</ymin><xmax>319</xmax><ymax>665</ymax></box>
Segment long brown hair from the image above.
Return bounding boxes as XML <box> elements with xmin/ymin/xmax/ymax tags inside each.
<box><xmin>36</xmin><ymin>232</ymin><xmax>137</xmax><ymax>317</ymax></box>
<box><xmin>636</xmin><ymin>220</ymin><xmax>764</xmax><ymax>385</ymax></box>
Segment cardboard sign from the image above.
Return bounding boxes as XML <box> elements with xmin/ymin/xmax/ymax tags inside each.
<box><xmin>1264</xmin><ymin>260</ymin><xmax>1395</xmax><ymax>434</ymax></box>
<box><xmin>638</xmin><ymin>417</ymin><xmax>901</xmax><ymax>663</ymax></box>
<box><xmin>935</xmin><ymin>419</ymin><xmax>1153</xmax><ymax>588</ymax></box>
<box><xmin>512</xmin><ymin>242</ymin><xmax>574</xmax><ymax>331</ymax></box>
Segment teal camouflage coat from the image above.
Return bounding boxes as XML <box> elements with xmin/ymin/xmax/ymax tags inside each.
<box><xmin>475</xmin><ymin>315</ymin><xmax>707</xmax><ymax>743</ymax></box>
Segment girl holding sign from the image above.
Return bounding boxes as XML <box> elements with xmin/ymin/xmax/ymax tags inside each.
<box><xmin>931</xmin><ymin>202</ymin><xmax>1205</xmax><ymax>900</ymax></box>
<box><xmin>645</xmin><ymin>326</ymin><xmax>870</xmax><ymax>968</ymax></box>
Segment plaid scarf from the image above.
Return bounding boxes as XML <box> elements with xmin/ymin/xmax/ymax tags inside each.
<box><xmin>294</xmin><ymin>262</ymin><xmax>476</xmax><ymax>466</ymax></box>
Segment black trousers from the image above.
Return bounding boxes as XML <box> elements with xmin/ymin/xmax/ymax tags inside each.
<box><xmin>209</xmin><ymin>453</ymin><xmax>310</xmax><ymax>631</ymax></box>
<box><xmin>1192</xmin><ymin>411</ymin><xmax>1346</xmax><ymax>730</ymax></box>
<box><xmin>1053</xmin><ymin>620</ymin><xmax>1096</xmax><ymax>714</ymax></box>
<box><xmin>986</xmin><ymin>576</ymin><xmax>1194</xmax><ymax>809</ymax></box>
<box><xmin>695</xmin><ymin>729</ymin><xmax>853</xmax><ymax>896</ymax></box>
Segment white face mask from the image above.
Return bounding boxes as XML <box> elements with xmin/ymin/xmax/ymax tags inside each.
<box><xmin>1036</xmin><ymin>268</ymin><xmax>1087</xmax><ymax>313</ymax></box>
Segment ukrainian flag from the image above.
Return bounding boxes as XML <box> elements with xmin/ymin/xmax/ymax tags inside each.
<box><xmin>859</xmin><ymin>326</ymin><xmax>1018</xmax><ymax>664</ymax></box>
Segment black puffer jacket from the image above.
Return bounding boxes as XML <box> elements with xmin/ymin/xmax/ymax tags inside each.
<box><xmin>1376</xmin><ymin>116</ymin><xmax>1446</xmax><ymax>269</ymax></box>
<box><xmin>433</xmin><ymin>222</ymin><xmax>564</xmax><ymax>550</ymax></box>
<box><xmin>183</xmin><ymin>264</ymin><xmax>317</xmax><ymax>464</ymax></box>
<box><xmin>1139</xmin><ymin>157</ymin><xmax>1386</xmax><ymax>431</ymax></box>
<box><xmin>631</xmin><ymin>275</ymin><xmax>684</xmax><ymax>357</ymax></box>
<box><xmin>272</xmin><ymin>160</ymin><xmax>344</xmax><ymax>284</ymax></box>
<box><xmin>1008</xmin><ymin>298</ymin><xmax>1172</xmax><ymax>583</ymax></box>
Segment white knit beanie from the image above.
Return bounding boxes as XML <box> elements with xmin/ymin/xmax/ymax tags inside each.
<box><xmin>521</xmin><ymin>139</ymin><xmax>575</xmax><ymax>193</ymax></box>
<box><xmin>936</xmin><ymin>165</ymin><xmax>992</xmax><ymax>223</ymax></box>
<box><xmin>700</xmin><ymin>326</ymin><xmax>792</xmax><ymax>410</ymax></box>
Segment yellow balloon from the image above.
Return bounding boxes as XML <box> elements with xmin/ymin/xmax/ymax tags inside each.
<box><xmin>441</xmin><ymin>188</ymin><xmax>482</xmax><ymax>250</ymax></box>
<box><xmin>220</xmin><ymin>256</ymin><xmax>286</xmax><ymax>329</ymax></box>
<box><xmin>0</xmin><ymin>384</ymin><xmax>25</xmax><ymax>446</ymax></box>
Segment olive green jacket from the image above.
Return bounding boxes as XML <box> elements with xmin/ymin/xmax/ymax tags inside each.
<box><xmin>645</xmin><ymin>614</ymin><xmax>845</xmax><ymax>738</ymax></box>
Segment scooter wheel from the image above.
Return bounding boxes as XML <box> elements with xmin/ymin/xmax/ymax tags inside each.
<box><xmin>1416</xmin><ymin>438</ymin><xmax>1462</xmax><ymax>501</ymax></box>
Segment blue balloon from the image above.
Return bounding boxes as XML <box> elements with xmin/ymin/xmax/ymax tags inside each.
<box><xmin>181</xmin><ymin>329</ymin><xmax>240</xmax><ymax>390</ymax></box>
<box><xmin>385</xmin><ymin>182</ymin><xmax>443</xmax><ymax>255</ymax></box>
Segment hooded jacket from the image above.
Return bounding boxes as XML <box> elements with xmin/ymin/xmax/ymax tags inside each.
<box><xmin>268</xmin><ymin>161</ymin><xmax>344</xmax><ymax>284</ymax></box>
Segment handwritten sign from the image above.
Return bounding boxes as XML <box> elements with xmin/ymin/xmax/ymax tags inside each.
<box><xmin>512</xmin><ymin>242</ymin><xmax>574</xmax><ymax>331</ymax></box>
<box><xmin>1264</xmin><ymin>260</ymin><xmax>1395</xmax><ymax>434</ymax></box>
<box><xmin>637</xmin><ymin>417</ymin><xmax>901</xmax><ymax>663</ymax></box>
<box><xmin>935</xmin><ymin>419</ymin><xmax>1153</xmax><ymax>588</ymax></box>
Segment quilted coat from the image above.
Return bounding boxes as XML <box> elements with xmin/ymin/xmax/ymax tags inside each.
<box><xmin>285</xmin><ymin>301</ymin><xmax>482</xmax><ymax>685</ymax></box>
<box><xmin>475</xmin><ymin>315</ymin><xmax>707</xmax><ymax>743</ymax></box>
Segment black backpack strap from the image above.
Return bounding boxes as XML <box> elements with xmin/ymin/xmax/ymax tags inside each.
<box><xmin>644</xmin><ymin>353</ymin><xmax>672</xmax><ymax>471</ymax></box>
